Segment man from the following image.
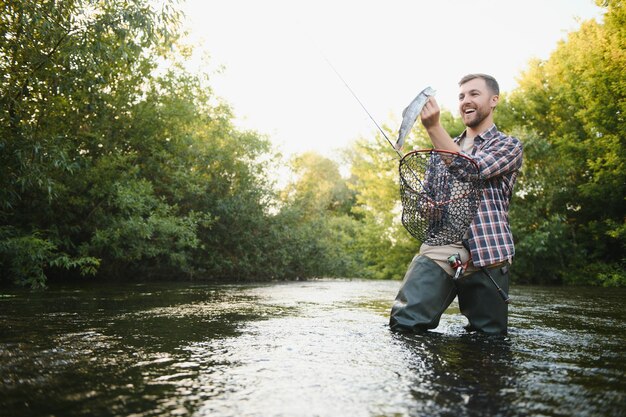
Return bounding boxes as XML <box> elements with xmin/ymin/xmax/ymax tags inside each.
<box><xmin>389</xmin><ymin>74</ymin><xmax>523</xmax><ymax>335</ymax></box>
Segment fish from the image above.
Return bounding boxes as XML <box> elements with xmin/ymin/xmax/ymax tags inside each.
<box><xmin>395</xmin><ymin>86</ymin><xmax>436</xmax><ymax>150</ymax></box>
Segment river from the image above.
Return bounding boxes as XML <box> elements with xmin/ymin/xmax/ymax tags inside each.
<box><xmin>0</xmin><ymin>280</ymin><xmax>624</xmax><ymax>417</ymax></box>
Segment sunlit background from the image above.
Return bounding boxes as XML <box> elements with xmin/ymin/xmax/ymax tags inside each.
<box><xmin>180</xmin><ymin>0</ymin><xmax>604</xmax><ymax>159</ymax></box>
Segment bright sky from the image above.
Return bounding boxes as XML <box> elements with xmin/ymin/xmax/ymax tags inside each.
<box><xmin>181</xmin><ymin>0</ymin><xmax>604</xmax><ymax>160</ymax></box>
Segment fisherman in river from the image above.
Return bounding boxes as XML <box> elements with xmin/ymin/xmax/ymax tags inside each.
<box><xmin>389</xmin><ymin>74</ymin><xmax>523</xmax><ymax>335</ymax></box>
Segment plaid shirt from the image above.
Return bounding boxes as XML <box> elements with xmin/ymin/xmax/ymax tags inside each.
<box><xmin>455</xmin><ymin>124</ymin><xmax>523</xmax><ymax>267</ymax></box>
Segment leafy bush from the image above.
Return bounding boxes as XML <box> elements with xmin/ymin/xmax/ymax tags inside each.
<box><xmin>0</xmin><ymin>228</ymin><xmax>98</xmax><ymax>289</ymax></box>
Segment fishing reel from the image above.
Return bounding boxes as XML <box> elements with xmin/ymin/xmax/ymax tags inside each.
<box><xmin>447</xmin><ymin>253</ymin><xmax>464</xmax><ymax>280</ymax></box>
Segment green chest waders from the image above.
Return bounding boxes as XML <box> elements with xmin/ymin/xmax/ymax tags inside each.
<box><xmin>389</xmin><ymin>255</ymin><xmax>510</xmax><ymax>335</ymax></box>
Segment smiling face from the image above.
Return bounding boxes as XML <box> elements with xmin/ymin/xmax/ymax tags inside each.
<box><xmin>458</xmin><ymin>77</ymin><xmax>499</xmax><ymax>131</ymax></box>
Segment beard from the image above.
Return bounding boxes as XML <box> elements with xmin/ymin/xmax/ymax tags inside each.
<box><xmin>463</xmin><ymin>107</ymin><xmax>489</xmax><ymax>128</ymax></box>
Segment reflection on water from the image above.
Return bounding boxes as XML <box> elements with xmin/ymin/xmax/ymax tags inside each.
<box><xmin>0</xmin><ymin>281</ymin><xmax>624</xmax><ymax>417</ymax></box>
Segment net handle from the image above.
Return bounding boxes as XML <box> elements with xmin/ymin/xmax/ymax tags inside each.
<box><xmin>399</xmin><ymin>148</ymin><xmax>482</xmax><ymax>196</ymax></box>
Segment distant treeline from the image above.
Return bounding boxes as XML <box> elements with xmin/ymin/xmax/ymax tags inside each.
<box><xmin>1</xmin><ymin>0</ymin><xmax>624</xmax><ymax>288</ymax></box>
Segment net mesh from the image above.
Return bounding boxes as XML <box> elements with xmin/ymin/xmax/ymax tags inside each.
<box><xmin>399</xmin><ymin>150</ymin><xmax>484</xmax><ymax>245</ymax></box>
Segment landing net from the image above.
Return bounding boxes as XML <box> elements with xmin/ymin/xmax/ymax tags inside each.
<box><xmin>399</xmin><ymin>149</ymin><xmax>484</xmax><ymax>245</ymax></box>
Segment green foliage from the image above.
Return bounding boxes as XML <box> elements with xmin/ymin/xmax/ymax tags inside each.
<box><xmin>502</xmin><ymin>1</ymin><xmax>626</xmax><ymax>285</ymax></box>
<box><xmin>282</xmin><ymin>152</ymin><xmax>356</xmax><ymax>218</ymax></box>
<box><xmin>1</xmin><ymin>0</ymin><xmax>183</xmax><ymax>287</ymax></box>
<box><xmin>0</xmin><ymin>227</ymin><xmax>99</xmax><ymax>289</ymax></box>
<box><xmin>0</xmin><ymin>0</ymin><xmax>282</xmax><ymax>286</ymax></box>
<box><xmin>85</xmin><ymin>179</ymin><xmax>202</xmax><ymax>277</ymax></box>
<box><xmin>344</xmin><ymin>132</ymin><xmax>418</xmax><ymax>279</ymax></box>
<box><xmin>275</xmin><ymin>153</ymin><xmax>365</xmax><ymax>279</ymax></box>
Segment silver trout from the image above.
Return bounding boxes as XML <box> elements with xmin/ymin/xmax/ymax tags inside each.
<box><xmin>395</xmin><ymin>86</ymin><xmax>436</xmax><ymax>150</ymax></box>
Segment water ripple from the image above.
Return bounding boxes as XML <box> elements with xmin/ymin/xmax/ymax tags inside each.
<box><xmin>0</xmin><ymin>281</ymin><xmax>624</xmax><ymax>417</ymax></box>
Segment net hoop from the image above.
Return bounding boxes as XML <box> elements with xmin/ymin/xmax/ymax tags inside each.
<box><xmin>399</xmin><ymin>149</ymin><xmax>484</xmax><ymax>246</ymax></box>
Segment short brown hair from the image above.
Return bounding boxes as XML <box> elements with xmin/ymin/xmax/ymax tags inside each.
<box><xmin>459</xmin><ymin>74</ymin><xmax>499</xmax><ymax>95</ymax></box>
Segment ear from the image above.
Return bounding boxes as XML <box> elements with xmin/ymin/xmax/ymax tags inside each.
<box><xmin>490</xmin><ymin>94</ymin><xmax>499</xmax><ymax>109</ymax></box>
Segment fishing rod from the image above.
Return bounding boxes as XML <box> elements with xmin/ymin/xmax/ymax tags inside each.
<box><xmin>323</xmin><ymin>56</ymin><xmax>438</xmax><ymax>209</ymax></box>
<box><xmin>322</xmin><ymin>56</ymin><xmax>403</xmax><ymax>159</ymax></box>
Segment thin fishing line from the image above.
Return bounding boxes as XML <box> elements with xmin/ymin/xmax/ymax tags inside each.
<box><xmin>296</xmin><ymin>23</ymin><xmax>401</xmax><ymax>158</ymax></box>
<box><xmin>320</xmin><ymin>53</ymin><xmax>428</xmax><ymax>192</ymax></box>
<box><xmin>321</xmin><ymin>55</ymin><xmax>403</xmax><ymax>159</ymax></box>
<box><xmin>298</xmin><ymin>22</ymin><xmax>451</xmax><ymax>231</ymax></box>
<box><xmin>319</xmin><ymin>46</ymin><xmax>477</xmax><ymax>247</ymax></box>
<box><xmin>304</xmin><ymin>30</ymin><xmax>431</xmax><ymax>201</ymax></box>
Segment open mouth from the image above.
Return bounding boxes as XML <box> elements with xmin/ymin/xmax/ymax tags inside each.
<box><xmin>464</xmin><ymin>108</ymin><xmax>476</xmax><ymax>115</ymax></box>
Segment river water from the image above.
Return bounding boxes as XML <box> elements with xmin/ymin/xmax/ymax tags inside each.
<box><xmin>0</xmin><ymin>280</ymin><xmax>624</xmax><ymax>417</ymax></box>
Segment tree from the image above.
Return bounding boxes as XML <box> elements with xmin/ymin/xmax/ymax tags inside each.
<box><xmin>502</xmin><ymin>0</ymin><xmax>626</xmax><ymax>285</ymax></box>
<box><xmin>0</xmin><ymin>0</ymin><xmax>181</xmax><ymax>287</ymax></box>
<box><xmin>0</xmin><ymin>0</ymin><xmax>279</xmax><ymax>286</ymax></box>
<box><xmin>281</xmin><ymin>152</ymin><xmax>355</xmax><ymax>218</ymax></box>
<box><xmin>275</xmin><ymin>152</ymin><xmax>363</xmax><ymax>279</ymax></box>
